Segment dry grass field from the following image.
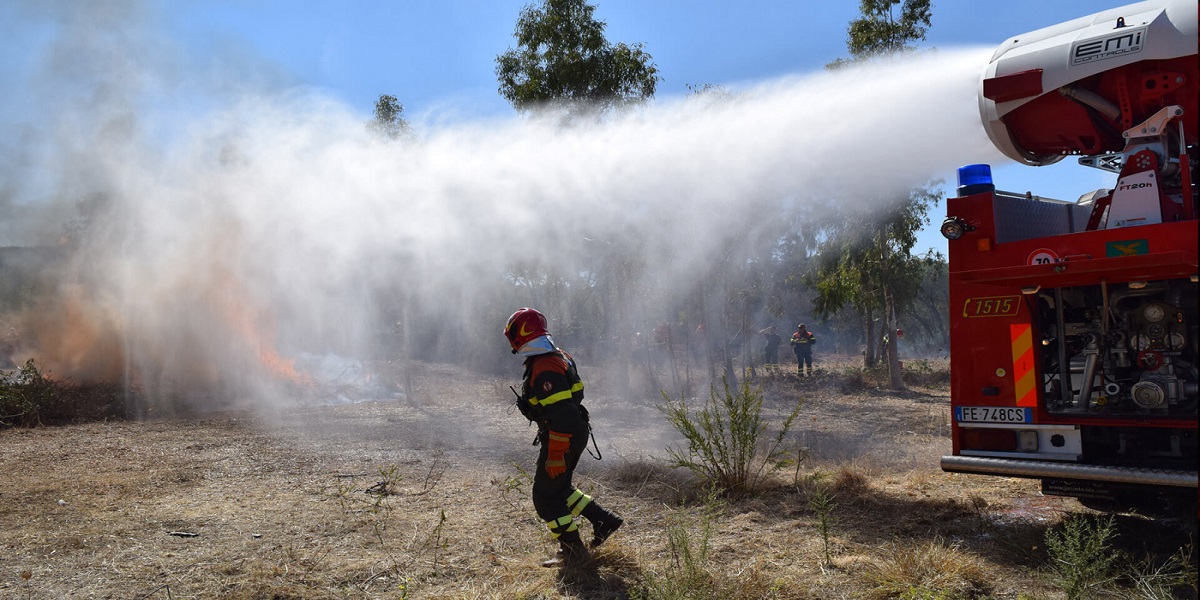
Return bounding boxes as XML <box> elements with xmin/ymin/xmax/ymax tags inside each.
<box><xmin>1</xmin><ymin>357</ymin><xmax>1194</xmax><ymax>599</ymax></box>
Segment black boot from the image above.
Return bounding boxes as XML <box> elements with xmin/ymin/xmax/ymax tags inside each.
<box><xmin>581</xmin><ymin>503</ymin><xmax>624</xmax><ymax>547</ymax></box>
<box><xmin>591</xmin><ymin>515</ymin><xmax>623</xmax><ymax>547</ymax></box>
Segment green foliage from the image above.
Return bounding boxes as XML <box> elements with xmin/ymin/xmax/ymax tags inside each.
<box><xmin>660</xmin><ymin>378</ymin><xmax>801</xmax><ymax>495</ymax></box>
<box><xmin>812</xmin><ymin>0</ymin><xmax>941</xmax><ymax>381</ymax></box>
<box><xmin>638</xmin><ymin>511</ymin><xmax>715</xmax><ymax>598</ymax></box>
<box><xmin>495</xmin><ymin>0</ymin><xmax>659</xmax><ymax>115</ymax></box>
<box><xmin>846</xmin><ymin>0</ymin><xmax>932</xmax><ymax>58</ymax></box>
<box><xmin>1043</xmin><ymin>514</ymin><xmax>1120</xmax><ymax>599</ymax></box>
<box><xmin>685</xmin><ymin>83</ymin><xmax>737</xmax><ymax>103</ymax></box>
<box><xmin>806</xmin><ymin>184</ymin><xmax>943</xmax><ymax>324</ymax></box>
<box><xmin>0</xmin><ymin>359</ymin><xmax>124</xmax><ymax>426</ymax></box>
<box><xmin>368</xmin><ymin>94</ymin><xmax>412</xmax><ymax>141</ymax></box>
<box><xmin>0</xmin><ymin>359</ymin><xmax>61</xmax><ymax>427</ymax></box>
<box><xmin>806</xmin><ymin>481</ymin><xmax>837</xmax><ymax>566</ymax></box>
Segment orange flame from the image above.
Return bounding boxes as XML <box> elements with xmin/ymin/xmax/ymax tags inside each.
<box><xmin>211</xmin><ymin>269</ymin><xmax>312</xmax><ymax>386</ymax></box>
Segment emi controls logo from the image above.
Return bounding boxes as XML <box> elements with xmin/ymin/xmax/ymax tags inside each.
<box><xmin>1070</xmin><ymin>26</ymin><xmax>1146</xmax><ymax>65</ymax></box>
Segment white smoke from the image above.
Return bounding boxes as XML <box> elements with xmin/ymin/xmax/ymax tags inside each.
<box><xmin>0</xmin><ymin>2</ymin><xmax>1005</xmax><ymax>409</ymax></box>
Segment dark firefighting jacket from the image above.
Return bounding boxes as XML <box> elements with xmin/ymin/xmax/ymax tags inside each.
<box><xmin>790</xmin><ymin>331</ymin><xmax>816</xmax><ymax>355</ymax></box>
<box><xmin>519</xmin><ymin>349</ymin><xmax>587</xmax><ymax>434</ymax></box>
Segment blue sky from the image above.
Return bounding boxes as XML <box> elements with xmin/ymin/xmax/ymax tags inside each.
<box><xmin>169</xmin><ymin>1</ymin><xmax>1131</xmax><ymax>117</ymax></box>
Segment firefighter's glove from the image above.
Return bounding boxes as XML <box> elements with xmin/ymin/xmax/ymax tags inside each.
<box><xmin>517</xmin><ymin>397</ymin><xmax>538</xmax><ymax>423</ymax></box>
<box><xmin>545</xmin><ymin>431</ymin><xmax>572</xmax><ymax>478</ymax></box>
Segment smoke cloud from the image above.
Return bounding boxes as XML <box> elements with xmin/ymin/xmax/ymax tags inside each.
<box><xmin>1</xmin><ymin>2</ymin><xmax>1004</xmax><ymax>410</ymax></box>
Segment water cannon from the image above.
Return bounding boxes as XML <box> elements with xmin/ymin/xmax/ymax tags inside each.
<box><xmin>976</xmin><ymin>0</ymin><xmax>1197</xmax><ymax>227</ymax></box>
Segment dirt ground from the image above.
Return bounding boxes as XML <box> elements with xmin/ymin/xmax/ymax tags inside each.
<box><xmin>1</xmin><ymin>357</ymin><xmax>1194</xmax><ymax>599</ymax></box>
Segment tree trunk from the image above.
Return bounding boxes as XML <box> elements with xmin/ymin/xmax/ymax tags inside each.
<box><xmin>885</xmin><ymin>291</ymin><xmax>904</xmax><ymax>390</ymax></box>
<box><xmin>714</xmin><ymin>286</ymin><xmax>738</xmax><ymax>390</ymax></box>
<box><xmin>863</xmin><ymin>306</ymin><xmax>876</xmax><ymax>368</ymax></box>
<box><xmin>879</xmin><ymin>234</ymin><xmax>906</xmax><ymax>390</ymax></box>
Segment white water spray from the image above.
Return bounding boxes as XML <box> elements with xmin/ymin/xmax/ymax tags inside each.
<box><xmin>0</xmin><ymin>2</ymin><xmax>1007</xmax><ymax>410</ymax></box>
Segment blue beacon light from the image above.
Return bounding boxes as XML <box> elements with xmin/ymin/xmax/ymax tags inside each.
<box><xmin>956</xmin><ymin>164</ymin><xmax>995</xmax><ymax>197</ymax></box>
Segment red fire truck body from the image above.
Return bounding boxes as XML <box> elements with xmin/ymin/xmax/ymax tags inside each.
<box><xmin>940</xmin><ymin>0</ymin><xmax>1197</xmax><ymax>508</ymax></box>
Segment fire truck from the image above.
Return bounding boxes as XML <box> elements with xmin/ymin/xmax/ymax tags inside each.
<box><xmin>939</xmin><ymin>0</ymin><xmax>1197</xmax><ymax>511</ymax></box>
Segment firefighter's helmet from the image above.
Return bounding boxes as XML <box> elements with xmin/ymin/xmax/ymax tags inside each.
<box><xmin>504</xmin><ymin>308</ymin><xmax>549</xmax><ymax>351</ymax></box>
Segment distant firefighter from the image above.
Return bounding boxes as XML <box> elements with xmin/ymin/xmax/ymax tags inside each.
<box><xmin>503</xmin><ymin>308</ymin><xmax>622</xmax><ymax>568</ymax></box>
<box><xmin>760</xmin><ymin>325</ymin><xmax>781</xmax><ymax>368</ymax></box>
<box><xmin>790</xmin><ymin>323</ymin><xmax>816</xmax><ymax>376</ymax></box>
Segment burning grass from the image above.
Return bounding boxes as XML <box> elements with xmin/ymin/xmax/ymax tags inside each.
<box><xmin>0</xmin><ymin>358</ymin><xmax>1194</xmax><ymax>599</ymax></box>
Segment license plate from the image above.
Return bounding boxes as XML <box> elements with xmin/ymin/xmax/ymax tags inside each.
<box><xmin>955</xmin><ymin>406</ymin><xmax>1032</xmax><ymax>423</ymax></box>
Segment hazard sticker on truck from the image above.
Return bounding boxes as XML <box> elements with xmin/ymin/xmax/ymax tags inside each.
<box><xmin>955</xmin><ymin>406</ymin><xmax>1032</xmax><ymax>423</ymax></box>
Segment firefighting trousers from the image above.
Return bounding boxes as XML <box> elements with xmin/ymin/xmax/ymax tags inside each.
<box><xmin>795</xmin><ymin>351</ymin><xmax>812</xmax><ymax>373</ymax></box>
<box><xmin>532</xmin><ymin>427</ymin><xmax>617</xmax><ymax>543</ymax></box>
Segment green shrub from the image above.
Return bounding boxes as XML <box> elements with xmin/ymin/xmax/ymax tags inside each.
<box><xmin>0</xmin><ymin>359</ymin><xmax>59</xmax><ymax>427</ymax></box>
<box><xmin>1044</xmin><ymin>514</ymin><xmax>1119</xmax><ymax>599</ymax></box>
<box><xmin>660</xmin><ymin>377</ymin><xmax>801</xmax><ymax>495</ymax></box>
<box><xmin>806</xmin><ymin>481</ymin><xmax>837</xmax><ymax>566</ymax></box>
<box><xmin>0</xmin><ymin>359</ymin><xmax>124</xmax><ymax>426</ymax></box>
<box><xmin>634</xmin><ymin>508</ymin><xmax>717</xmax><ymax>599</ymax></box>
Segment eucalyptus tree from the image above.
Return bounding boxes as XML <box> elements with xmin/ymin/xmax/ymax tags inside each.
<box><xmin>367</xmin><ymin>94</ymin><xmax>412</xmax><ymax>141</ymax></box>
<box><xmin>493</xmin><ymin>0</ymin><xmax>662</xmax><ymax>391</ymax></box>
<box><xmin>814</xmin><ymin>0</ymin><xmax>937</xmax><ymax>388</ymax></box>
<box><xmin>495</xmin><ymin>0</ymin><xmax>659</xmax><ymax>117</ymax></box>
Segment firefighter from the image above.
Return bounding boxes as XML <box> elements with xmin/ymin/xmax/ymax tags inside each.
<box><xmin>760</xmin><ymin>325</ymin><xmax>782</xmax><ymax>371</ymax></box>
<box><xmin>790</xmin><ymin>323</ymin><xmax>816</xmax><ymax>376</ymax></box>
<box><xmin>503</xmin><ymin>308</ymin><xmax>623</xmax><ymax>568</ymax></box>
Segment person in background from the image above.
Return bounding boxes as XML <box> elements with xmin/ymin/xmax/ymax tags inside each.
<box><xmin>503</xmin><ymin>308</ymin><xmax>623</xmax><ymax>568</ymax></box>
<box><xmin>790</xmin><ymin>323</ymin><xmax>817</xmax><ymax>376</ymax></box>
<box><xmin>760</xmin><ymin>325</ymin><xmax>781</xmax><ymax>371</ymax></box>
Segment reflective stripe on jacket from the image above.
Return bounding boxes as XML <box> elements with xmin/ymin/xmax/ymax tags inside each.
<box><xmin>791</xmin><ymin>332</ymin><xmax>815</xmax><ymax>350</ymax></box>
<box><xmin>524</xmin><ymin>350</ymin><xmax>584</xmax><ymax>407</ymax></box>
<box><xmin>521</xmin><ymin>350</ymin><xmax>586</xmax><ymax>433</ymax></box>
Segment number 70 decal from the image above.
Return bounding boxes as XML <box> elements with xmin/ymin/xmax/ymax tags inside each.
<box><xmin>963</xmin><ymin>295</ymin><xmax>1022</xmax><ymax>318</ymax></box>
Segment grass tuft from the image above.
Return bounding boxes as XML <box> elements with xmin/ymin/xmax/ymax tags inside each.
<box><xmin>864</xmin><ymin>537</ymin><xmax>991</xmax><ymax>599</ymax></box>
<box><xmin>631</xmin><ymin>495</ymin><xmax>783</xmax><ymax>600</ymax></box>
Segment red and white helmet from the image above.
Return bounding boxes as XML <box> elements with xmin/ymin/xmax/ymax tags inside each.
<box><xmin>504</xmin><ymin>308</ymin><xmax>549</xmax><ymax>351</ymax></box>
